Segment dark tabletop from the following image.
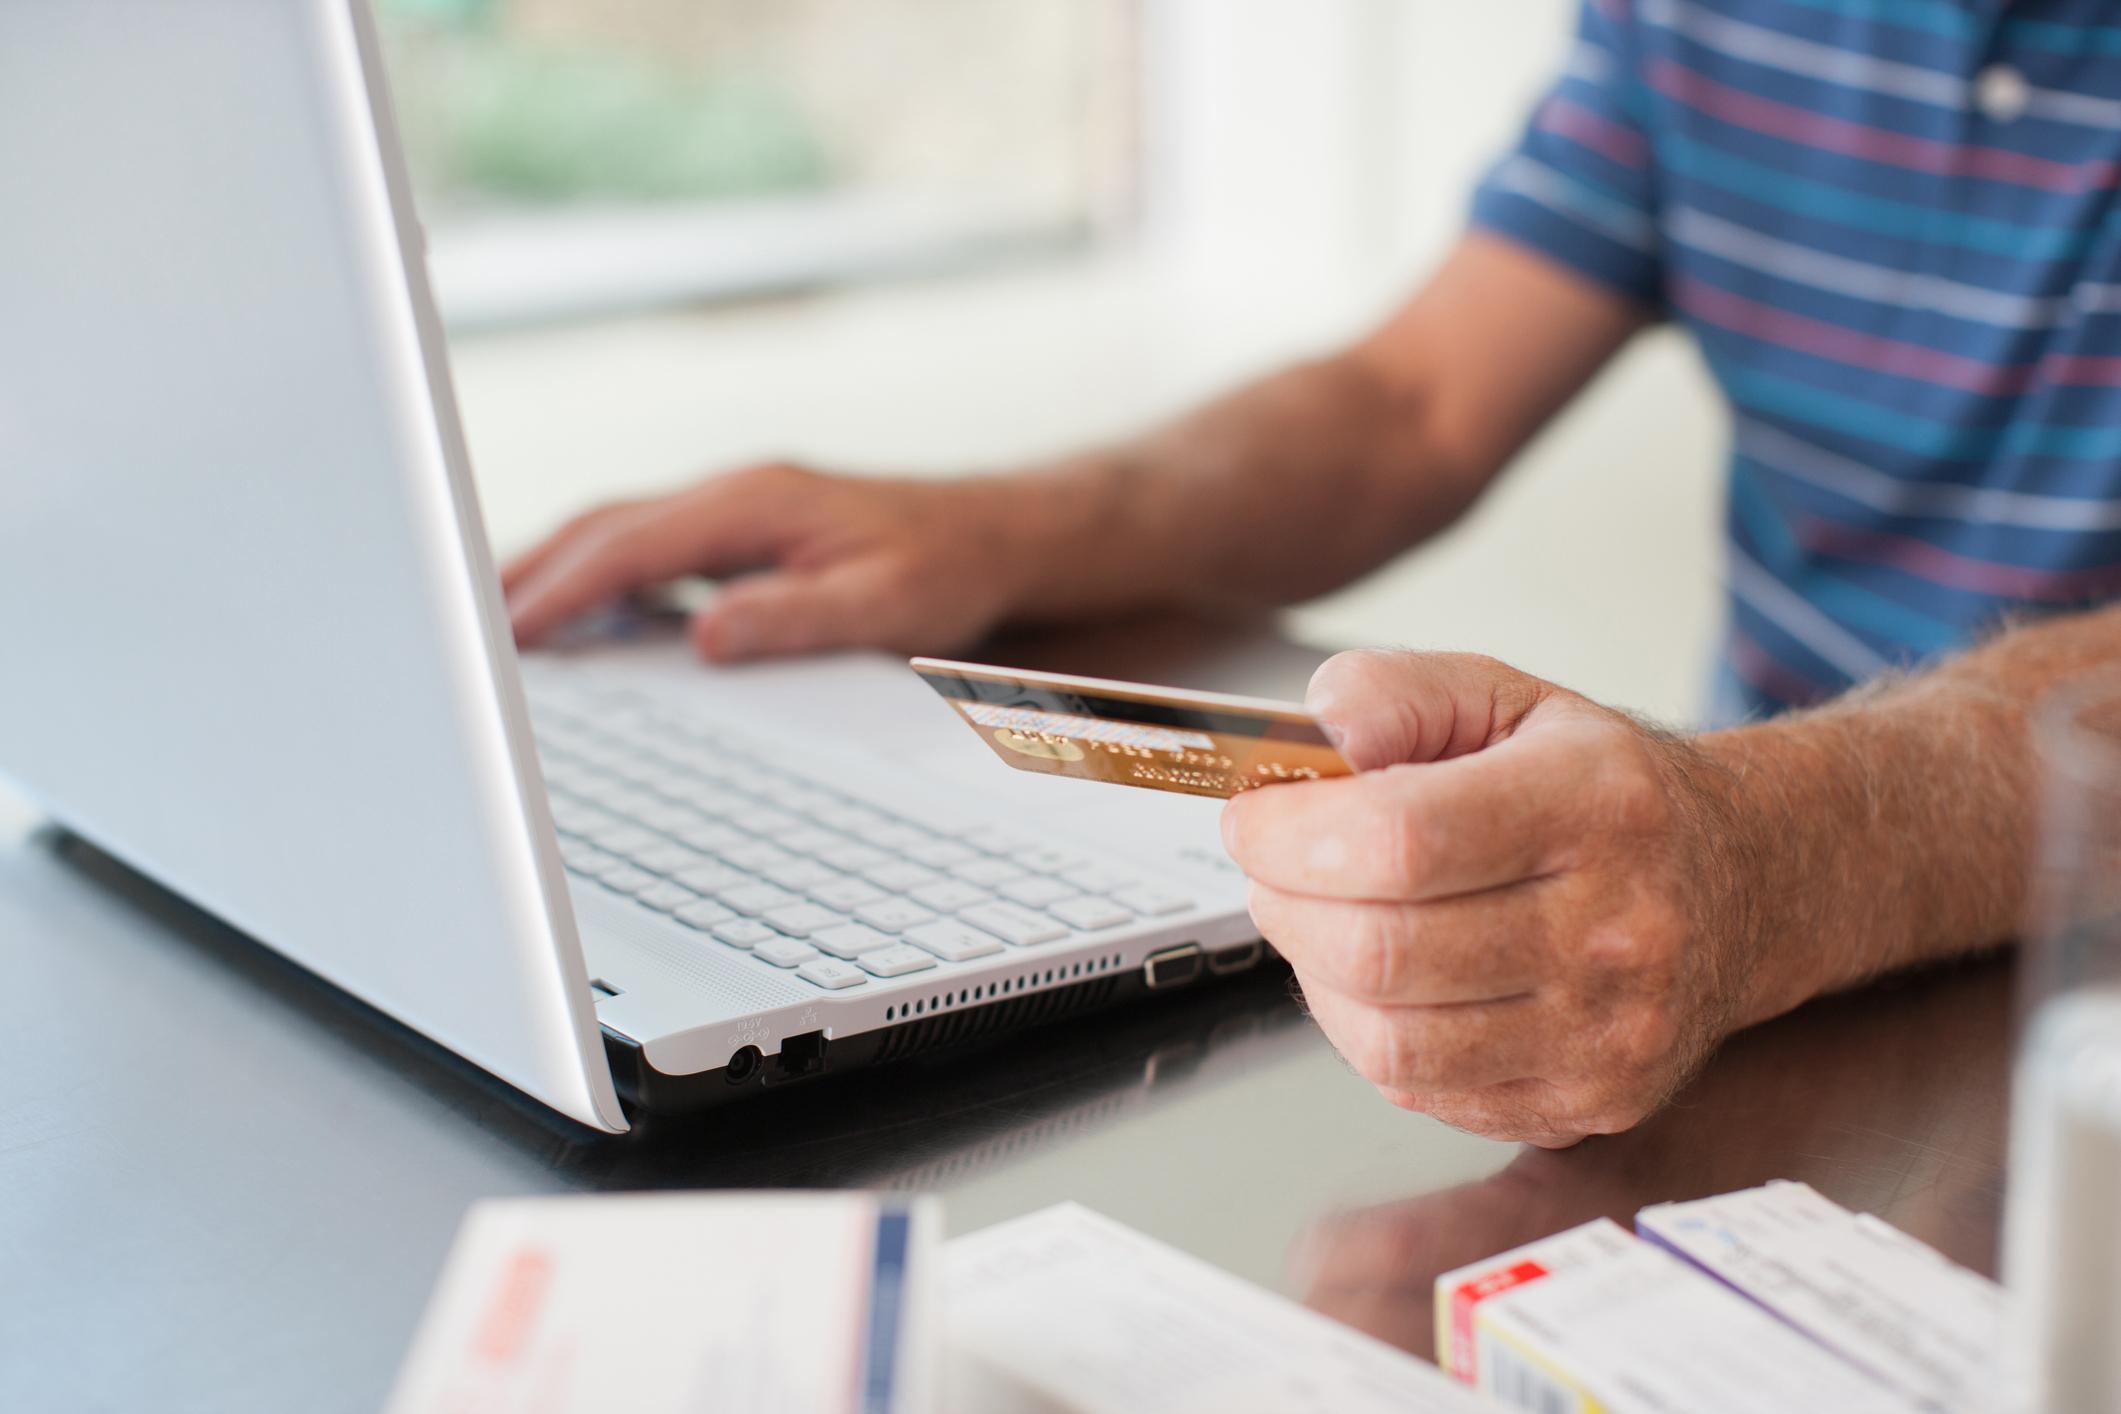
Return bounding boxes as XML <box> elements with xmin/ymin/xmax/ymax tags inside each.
<box><xmin>0</xmin><ymin>614</ymin><xmax>2014</xmax><ymax>1414</ymax></box>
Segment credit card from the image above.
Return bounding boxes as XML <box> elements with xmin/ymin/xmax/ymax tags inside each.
<box><xmin>909</xmin><ymin>657</ymin><xmax>1352</xmax><ymax>800</ymax></box>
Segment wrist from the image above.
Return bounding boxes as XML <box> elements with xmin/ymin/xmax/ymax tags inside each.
<box><xmin>1680</xmin><ymin>724</ymin><xmax>1837</xmax><ymax>1030</ymax></box>
<box><xmin>961</xmin><ymin>453</ymin><xmax>1158</xmax><ymax>622</ymax></box>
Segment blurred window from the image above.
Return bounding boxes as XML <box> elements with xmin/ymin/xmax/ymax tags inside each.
<box><xmin>377</xmin><ymin>0</ymin><xmax>1140</xmax><ymax>326</ymax></box>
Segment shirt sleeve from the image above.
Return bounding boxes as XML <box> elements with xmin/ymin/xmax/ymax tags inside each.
<box><xmin>1469</xmin><ymin>0</ymin><xmax>1665</xmax><ymax>309</ymax></box>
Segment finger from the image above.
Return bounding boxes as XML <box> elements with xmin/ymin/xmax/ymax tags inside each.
<box><xmin>508</xmin><ymin>470</ymin><xmax>813</xmax><ymax>644</ymax></box>
<box><xmin>1296</xmin><ymin>982</ymin><xmax>1542</xmax><ymax>1094</ymax></box>
<box><xmin>1245</xmin><ymin>879</ymin><xmax>1544</xmax><ymax>1004</ymax></box>
<box><xmin>1221</xmin><ymin>740</ymin><xmax>1583</xmax><ymax>901</ymax></box>
<box><xmin>499</xmin><ymin>500</ymin><xmax>639</xmax><ymax>593</ymax></box>
<box><xmin>1306</xmin><ymin>649</ymin><xmax>1550</xmax><ymax>770</ymax></box>
<box><xmin>689</xmin><ymin>561</ymin><xmax>903</xmax><ymax>662</ymax></box>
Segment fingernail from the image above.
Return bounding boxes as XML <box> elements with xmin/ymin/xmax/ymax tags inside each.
<box><xmin>1219</xmin><ymin>803</ymin><xmax>1241</xmax><ymax>854</ymax></box>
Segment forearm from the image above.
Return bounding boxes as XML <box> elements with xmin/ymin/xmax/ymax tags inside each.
<box><xmin>991</xmin><ymin>355</ymin><xmax>1478</xmax><ymax>620</ymax></box>
<box><xmin>980</xmin><ymin>235</ymin><xmax>1647</xmax><ymax>622</ymax></box>
<box><xmin>1701</xmin><ymin>603</ymin><xmax>2121</xmax><ymax>1025</ymax></box>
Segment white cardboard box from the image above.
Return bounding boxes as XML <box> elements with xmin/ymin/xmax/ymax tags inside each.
<box><xmin>1435</xmin><ymin>1217</ymin><xmax>1918</xmax><ymax>1413</ymax></box>
<box><xmin>1637</xmin><ymin>1180</ymin><xmax>2004</xmax><ymax>1412</ymax></box>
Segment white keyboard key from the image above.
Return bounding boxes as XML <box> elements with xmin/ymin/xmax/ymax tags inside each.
<box><xmin>858</xmin><ymin>945</ymin><xmax>937</xmax><ymax>978</ymax></box>
<box><xmin>999</xmin><ymin>877</ymin><xmax>1077</xmax><ymax>908</ymax></box>
<box><xmin>818</xmin><ymin>804</ymin><xmax>892</xmax><ymax>835</ymax></box>
<box><xmin>761</xmin><ymin>903</ymin><xmax>847</xmax><ymax>938</ymax></box>
<box><xmin>867</xmin><ymin>823</ymin><xmax>936</xmax><ymax>852</ymax></box>
<box><xmin>676</xmin><ymin>822</ymin><xmax>746</xmax><ymax>853</ymax></box>
<box><xmin>632</xmin><ymin>842</ymin><xmax>708</xmax><ymax>875</ymax></box>
<box><xmin>1113</xmin><ymin>885</ymin><xmax>1193</xmax><ymax>916</ymax></box>
<box><xmin>763</xmin><ymin>858</ymin><xmax>841</xmax><ymax>891</ymax></box>
<box><xmin>598</xmin><ymin>865</ymin><xmax>658</xmax><ymax>895</ymax></box>
<box><xmin>903</xmin><ymin>839</ymin><xmax>979</xmax><ymax>869</ymax></box>
<box><xmin>959</xmin><ymin>902</ymin><xmax>1068</xmax><ymax>947</ymax></box>
<box><xmin>575</xmin><ymin>777</ymin><xmax>645</xmax><ymax>809</ymax></box>
<box><xmin>862</xmin><ymin>861</ymin><xmax>943</xmax><ymax>892</ymax></box>
<box><xmin>1049</xmin><ymin>896</ymin><xmax>1132</xmax><ymax>931</ymax></box>
<box><xmin>635</xmin><ymin>882</ymin><xmax>699</xmax><ymax>913</ymax></box>
<box><xmin>711</xmin><ymin>918</ymin><xmax>782</xmax><ymax>950</ymax></box>
<box><xmin>776</xmin><ymin>787</ymin><xmax>841</xmax><ymax>816</ymax></box>
<box><xmin>903</xmin><ymin>920</ymin><xmax>1005</xmax><ymax>962</ymax></box>
<box><xmin>681</xmin><ymin>792</ymin><xmax>747</xmax><ymax>823</ymax></box>
<box><xmin>558</xmin><ymin>841</ymin><xmax>610</xmax><ymax>872</ymax></box>
<box><xmin>819</xmin><ymin>843</ymin><xmax>892</xmax><ymax>873</ymax></box>
<box><xmin>950</xmin><ymin>857</ymin><xmax>1025</xmax><ymax>887</ymax></box>
<box><xmin>586</xmin><ymin>824</ymin><xmax>659</xmax><ymax>855</ymax></box>
<box><xmin>909</xmin><ymin>880</ymin><xmax>990</xmax><ymax>912</ymax></box>
<box><xmin>811</xmin><ymin>923</ymin><xmax>899</xmax><ymax>959</ymax></box>
<box><xmin>1070</xmin><ymin>863</ymin><xmax>1139</xmax><ymax>895</ymax></box>
<box><xmin>970</xmin><ymin>831</ymin><xmax>1039</xmax><ymax>858</ymax></box>
<box><xmin>674</xmin><ymin>861</ymin><xmax>747</xmax><ymax>894</ymax></box>
<box><xmin>673</xmin><ymin>899</ymin><xmax>738</xmax><ymax>930</ymax></box>
<box><xmin>776</xmin><ymin>827</ymin><xmax>846</xmax><ymax>855</ymax></box>
<box><xmin>1017</xmin><ymin>845</ymin><xmax>1086</xmax><ymax>874</ymax></box>
<box><xmin>810</xmin><ymin>877</ymin><xmax>889</xmax><ymax>911</ymax></box>
<box><xmin>796</xmin><ymin>958</ymin><xmax>868</xmax><ymax>990</ymax></box>
<box><xmin>719</xmin><ymin>882</ymin><xmax>802</xmax><ymax>916</ymax></box>
<box><xmin>720</xmin><ymin>840</ymin><xmax>798</xmax><ymax>871</ymax></box>
<box><xmin>854</xmin><ymin>899</ymin><xmax>939</xmax><ymax>933</ymax></box>
<box><xmin>631</xmin><ymin>802</ymin><xmax>699</xmax><ymax>833</ymax></box>
<box><xmin>752</xmin><ymin>938</ymin><xmax>820</xmax><ymax>968</ymax></box>
<box><xmin>741</xmin><ymin>808</ymin><xmax>805</xmax><ymax>838</ymax></box>
<box><xmin>603</xmin><ymin>786</ymin><xmax>665</xmax><ymax>816</ymax></box>
<box><xmin>551</xmin><ymin>803</ymin><xmax>615</xmax><ymax>837</ymax></box>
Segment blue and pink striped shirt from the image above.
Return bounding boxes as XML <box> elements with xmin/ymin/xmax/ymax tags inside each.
<box><xmin>1471</xmin><ymin>0</ymin><xmax>2121</xmax><ymax>723</ymax></box>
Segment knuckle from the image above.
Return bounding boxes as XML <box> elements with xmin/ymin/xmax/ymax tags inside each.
<box><xmin>1614</xmin><ymin>999</ymin><xmax>1686</xmax><ymax>1075</ymax></box>
<box><xmin>1333</xmin><ymin>909</ymin><xmax>1412</xmax><ymax>999</ymax></box>
<box><xmin>1366</xmin><ymin>797</ymin><xmax>1431</xmax><ymax>894</ymax></box>
<box><xmin>726</xmin><ymin>460</ymin><xmax>813</xmax><ymax>497</ymax></box>
<box><xmin>1338</xmin><ymin>1011</ymin><xmax>1413</xmax><ymax>1090</ymax></box>
<box><xmin>1578</xmin><ymin>893</ymin><xmax>1685</xmax><ymax>978</ymax></box>
<box><xmin>1591</xmin><ymin>737</ymin><xmax>1675</xmax><ymax>834</ymax></box>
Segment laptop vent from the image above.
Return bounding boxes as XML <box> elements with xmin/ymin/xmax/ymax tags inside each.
<box><xmin>871</xmin><ymin>972</ymin><xmax>1125</xmax><ymax>1065</ymax></box>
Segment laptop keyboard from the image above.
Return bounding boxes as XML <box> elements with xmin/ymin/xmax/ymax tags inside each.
<box><xmin>527</xmin><ymin>690</ymin><xmax>1196</xmax><ymax>991</ymax></box>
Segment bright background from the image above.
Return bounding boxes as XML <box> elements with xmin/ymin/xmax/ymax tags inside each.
<box><xmin>397</xmin><ymin>0</ymin><xmax>1730</xmax><ymax>726</ymax></box>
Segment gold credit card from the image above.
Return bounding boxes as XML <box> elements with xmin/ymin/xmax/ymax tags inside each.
<box><xmin>909</xmin><ymin>657</ymin><xmax>1352</xmax><ymax>800</ymax></box>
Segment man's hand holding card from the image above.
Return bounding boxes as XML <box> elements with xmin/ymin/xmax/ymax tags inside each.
<box><xmin>921</xmin><ymin>648</ymin><xmax>1778</xmax><ymax>1149</ymax></box>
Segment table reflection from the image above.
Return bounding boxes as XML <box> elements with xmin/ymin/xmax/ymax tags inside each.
<box><xmin>1292</xmin><ymin>953</ymin><xmax>2015</xmax><ymax>1361</ymax></box>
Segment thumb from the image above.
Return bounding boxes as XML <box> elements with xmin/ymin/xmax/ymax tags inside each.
<box><xmin>689</xmin><ymin>562</ymin><xmax>893</xmax><ymax>662</ymax></box>
<box><xmin>1304</xmin><ymin>650</ymin><xmax>1551</xmax><ymax>769</ymax></box>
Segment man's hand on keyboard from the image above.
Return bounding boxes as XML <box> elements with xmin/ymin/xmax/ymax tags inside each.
<box><xmin>503</xmin><ymin>463</ymin><xmax>1050</xmax><ymax>660</ymax></box>
<box><xmin>1219</xmin><ymin>649</ymin><xmax>1770</xmax><ymax>1150</ymax></box>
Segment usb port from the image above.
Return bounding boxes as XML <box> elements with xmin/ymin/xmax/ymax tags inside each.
<box><xmin>1143</xmin><ymin>944</ymin><xmax>1203</xmax><ymax>989</ymax></box>
<box><xmin>1207</xmin><ymin>941</ymin><xmax>1263</xmax><ymax>976</ymax></box>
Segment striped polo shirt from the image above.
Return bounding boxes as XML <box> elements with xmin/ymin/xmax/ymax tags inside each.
<box><xmin>1471</xmin><ymin>0</ymin><xmax>2121</xmax><ymax>724</ymax></box>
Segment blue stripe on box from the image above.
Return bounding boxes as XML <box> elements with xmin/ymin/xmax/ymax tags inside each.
<box><xmin>857</xmin><ymin>1207</ymin><xmax>913</xmax><ymax>1414</ymax></box>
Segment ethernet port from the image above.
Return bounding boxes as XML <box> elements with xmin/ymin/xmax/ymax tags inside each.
<box><xmin>766</xmin><ymin>1030</ymin><xmax>827</xmax><ymax>1084</ymax></box>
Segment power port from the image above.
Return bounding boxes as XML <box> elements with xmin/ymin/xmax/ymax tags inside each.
<box><xmin>1143</xmin><ymin>944</ymin><xmax>1204</xmax><ymax>989</ymax></box>
<box><xmin>767</xmin><ymin>1030</ymin><xmax>828</xmax><ymax>1084</ymax></box>
<box><xmin>724</xmin><ymin>1045</ymin><xmax>762</xmax><ymax>1085</ymax></box>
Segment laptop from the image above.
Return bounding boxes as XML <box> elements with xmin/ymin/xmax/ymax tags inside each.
<box><xmin>0</xmin><ymin>0</ymin><xmax>1261</xmax><ymax>1133</ymax></box>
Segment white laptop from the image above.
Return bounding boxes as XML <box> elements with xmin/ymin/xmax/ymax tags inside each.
<box><xmin>0</xmin><ymin>0</ymin><xmax>1261</xmax><ymax>1133</ymax></box>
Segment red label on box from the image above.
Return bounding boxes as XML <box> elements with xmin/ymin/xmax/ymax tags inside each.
<box><xmin>1447</xmin><ymin>1260</ymin><xmax>1548</xmax><ymax>1383</ymax></box>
